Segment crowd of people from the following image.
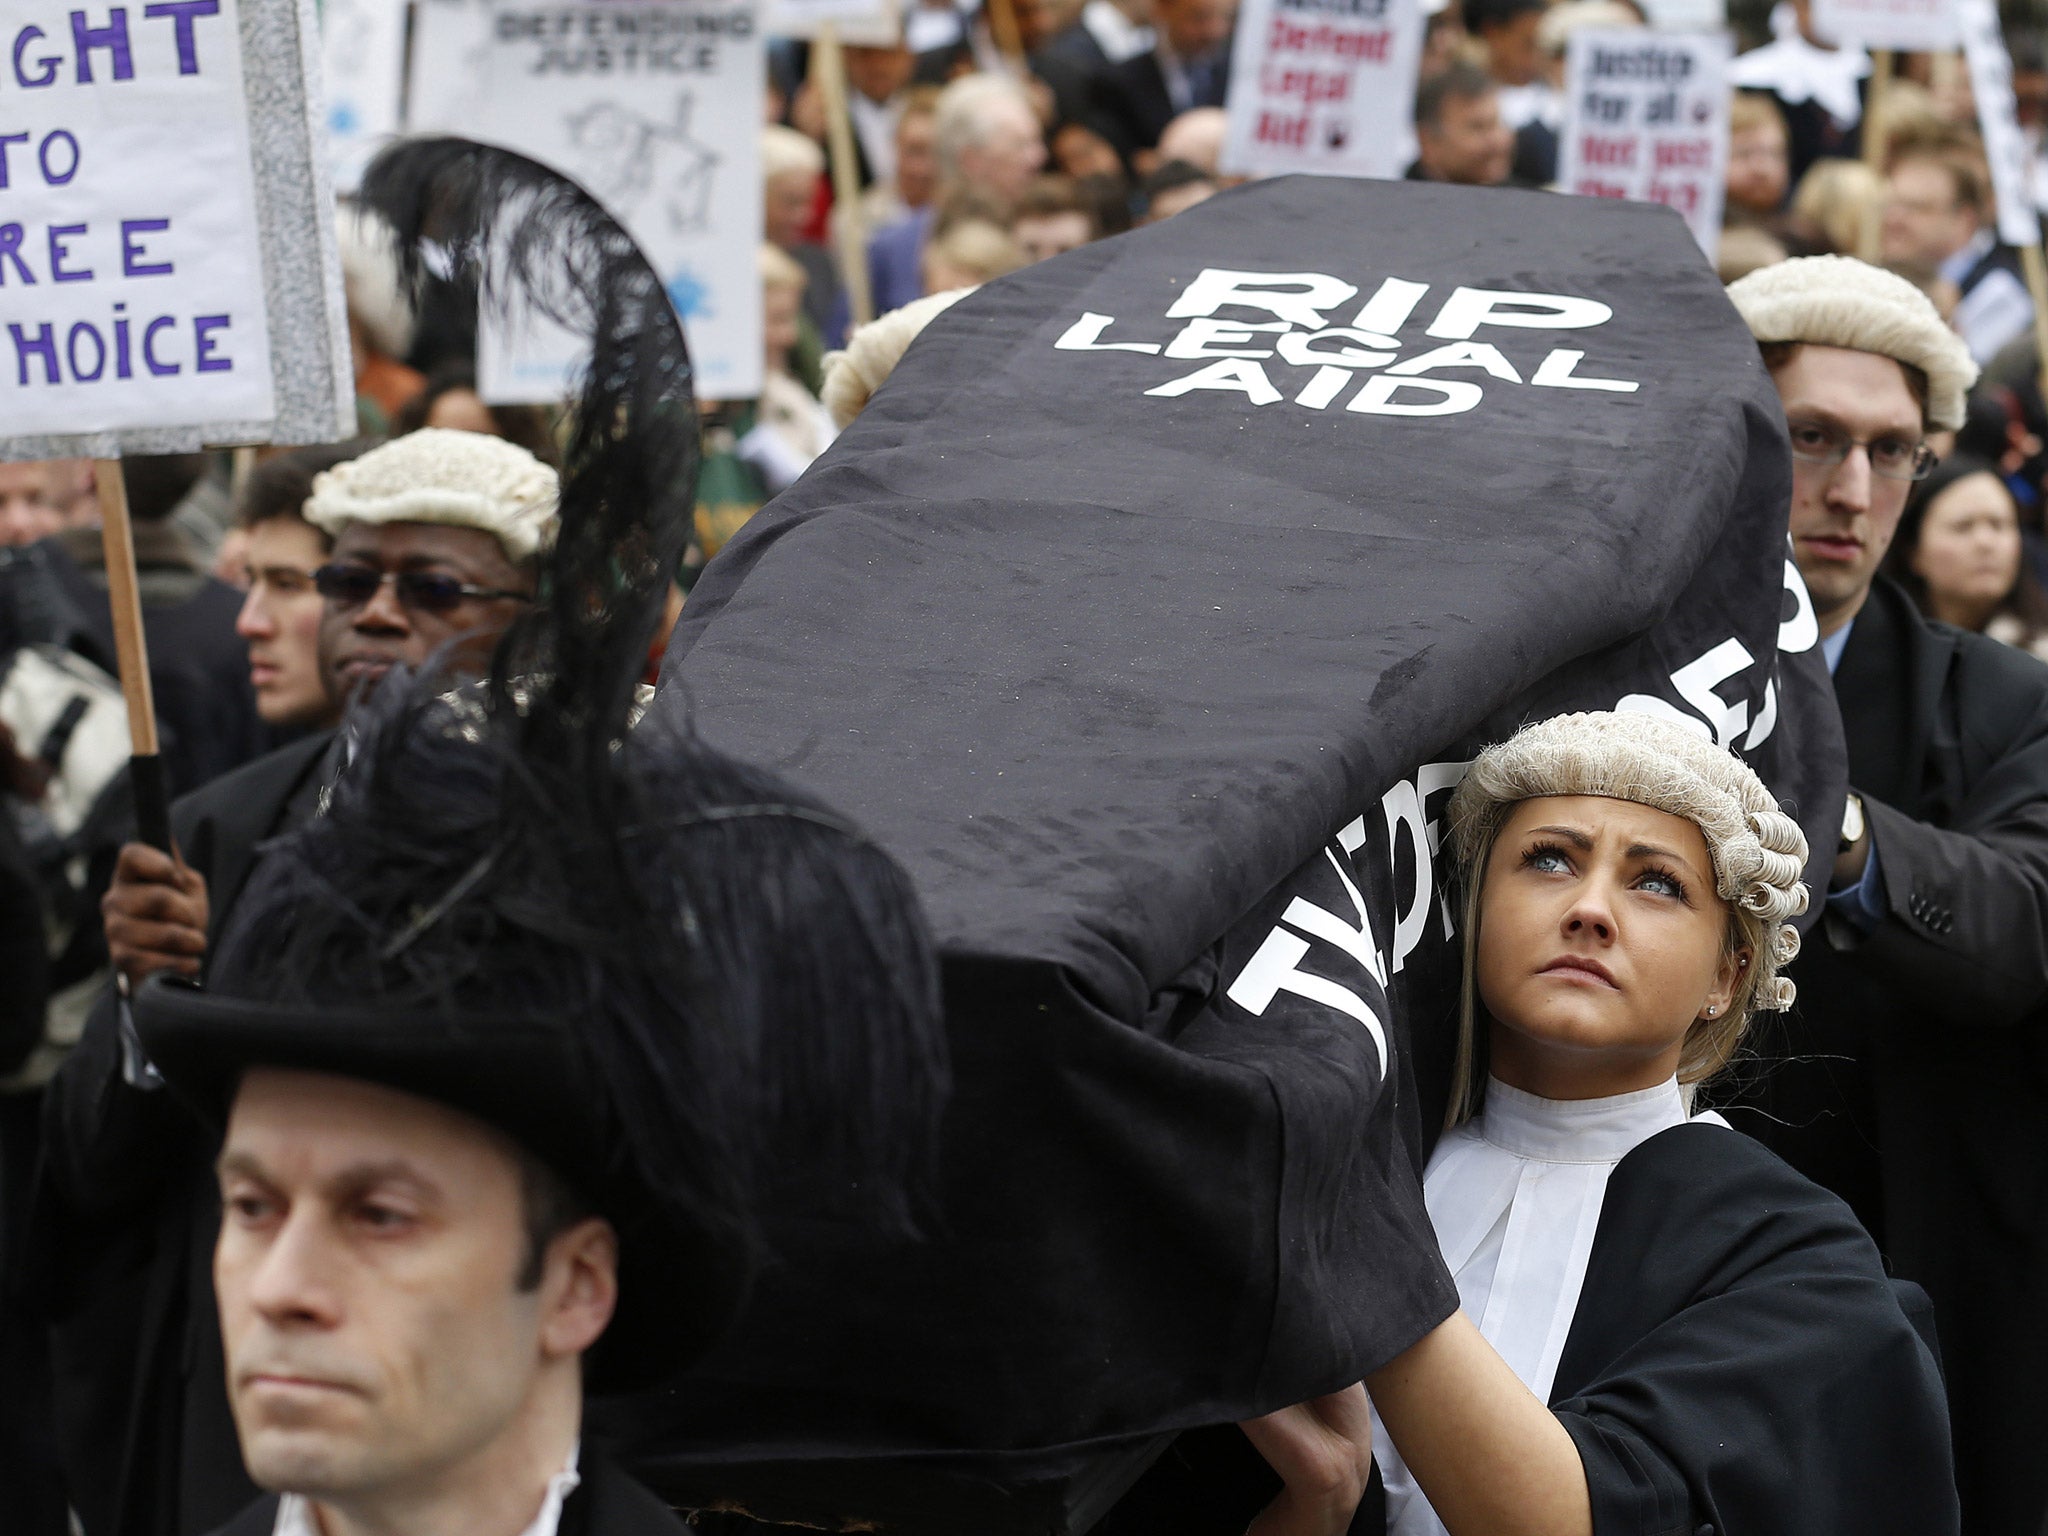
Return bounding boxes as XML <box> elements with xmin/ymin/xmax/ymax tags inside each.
<box><xmin>2</xmin><ymin>0</ymin><xmax>2048</xmax><ymax>1534</ymax></box>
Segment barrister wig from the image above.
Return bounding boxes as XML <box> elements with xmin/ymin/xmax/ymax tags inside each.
<box><xmin>133</xmin><ymin>140</ymin><xmax>950</xmax><ymax>1390</ymax></box>
<box><xmin>1727</xmin><ymin>254</ymin><xmax>1979</xmax><ymax>430</ymax></box>
<box><xmin>303</xmin><ymin>427</ymin><xmax>560</xmax><ymax>565</ymax></box>
<box><xmin>821</xmin><ymin>287</ymin><xmax>976</xmax><ymax>429</ymax></box>
<box><xmin>1443</xmin><ymin>711</ymin><xmax>1810</xmax><ymax>1121</ymax></box>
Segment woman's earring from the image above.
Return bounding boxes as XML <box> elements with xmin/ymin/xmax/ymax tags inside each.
<box><xmin>1705</xmin><ymin>1004</ymin><xmax>1718</xmax><ymax>1017</ymax></box>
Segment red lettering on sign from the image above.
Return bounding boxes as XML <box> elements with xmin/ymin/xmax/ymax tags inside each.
<box><xmin>1578</xmin><ymin>134</ymin><xmax>1637</xmax><ymax>168</ymax></box>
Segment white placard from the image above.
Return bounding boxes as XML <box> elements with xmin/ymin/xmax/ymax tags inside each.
<box><xmin>1959</xmin><ymin>0</ymin><xmax>2039</xmax><ymax>247</ymax></box>
<box><xmin>1218</xmin><ymin>0</ymin><xmax>1426</xmax><ymax>181</ymax></box>
<box><xmin>1559</xmin><ymin>30</ymin><xmax>1731</xmax><ymax>253</ymax></box>
<box><xmin>1634</xmin><ymin>0</ymin><xmax>1725</xmax><ymax>31</ymax></box>
<box><xmin>0</xmin><ymin>0</ymin><xmax>278</xmax><ymax>438</ymax></box>
<box><xmin>1810</xmin><ymin>0</ymin><xmax>1958</xmax><ymax>52</ymax></box>
<box><xmin>322</xmin><ymin>0</ymin><xmax>409</xmax><ymax>192</ymax></box>
<box><xmin>764</xmin><ymin>0</ymin><xmax>895</xmax><ymax>40</ymax></box>
<box><xmin>410</xmin><ymin>0</ymin><xmax>765</xmax><ymax>400</ymax></box>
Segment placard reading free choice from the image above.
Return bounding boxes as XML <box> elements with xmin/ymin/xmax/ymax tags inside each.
<box><xmin>0</xmin><ymin>1</ymin><xmax>275</xmax><ymax>435</ymax></box>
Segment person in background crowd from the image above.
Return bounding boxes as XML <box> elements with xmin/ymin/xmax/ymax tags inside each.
<box><xmin>822</xmin><ymin>288</ymin><xmax>976</xmax><ymax>431</ymax></box>
<box><xmin>1885</xmin><ymin>453</ymin><xmax>2048</xmax><ymax>659</ymax></box>
<box><xmin>40</xmin><ymin>431</ymin><xmax>556</xmax><ymax>1536</ymax></box>
<box><xmin>842</xmin><ymin>84</ymin><xmax>944</xmax><ymax>246</ymax></box>
<box><xmin>845</xmin><ymin>37</ymin><xmax>920</xmax><ymax>189</ymax></box>
<box><xmin>1881</xmin><ymin>128</ymin><xmax>2033</xmax><ymax>365</ymax></box>
<box><xmin>1420</xmin><ymin>5</ymin><xmax>1471</xmax><ymax>79</ymax></box>
<box><xmin>1718</xmin><ymin>224</ymin><xmax>1790</xmax><ymax>283</ymax></box>
<box><xmin>1034</xmin><ymin>0</ymin><xmax>1154</xmax><ymax>125</ymax></box>
<box><xmin>1052</xmin><ymin>119</ymin><xmax>1130</xmax><ymax>181</ymax></box>
<box><xmin>1507</xmin><ymin>0</ymin><xmax>1642</xmax><ymax>186</ymax></box>
<box><xmin>1463</xmin><ymin>0</ymin><xmax>1546</xmax><ymax>109</ymax></box>
<box><xmin>1086</xmin><ymin>0</ymin><xmax>1236</xmax><ymax>168</ymax></box>
<box><xmin>1409</xmin><ymin>63</ymin><xmax>1517</xmax><ymax>188</ymax></box>
<box><xmin>1727</xmin><ymin>0</ymin><xmax>1867</xmax><ymax>183</ymax></box>
<box><xmin>0</xmin><ymin>460</ymin><xmax>93</xmax><ymax>549</ymax></box>
<box><xmin>1786</xmin><ymin>155</ymin><xmax>1884</xmax><ymax>256</ymax></box>
<box><xmin>1727</xmin><ymin>91</ymin><xmax>1793</xmax><ymax>223</ymax></box>
<box><xmin>393</xmin><ymin>365</ymin><xmax>561</xmax><ymax>467</ymax></box>
<box><xmin>1724</xmin><ymin>255</ymin><xmax>2048</xmax><ymax>1536</ymax></box>
<box><xmin>871</xmin><ymin>75</ymin><xmax>1046</xmax><ymax>313</ymax></box>
<box><xmin>335</xmin><ymin>204</ymin><xmax>425</xmax><ymax>434</ymax></box>
<box><xmin>1012</xmin><ymin>174</ymin><xmax>1104</xmax><ymax>262</ymax></box>
<box><xmin>1155</xmin><ymin>105</ymin><xmax>1227</xmax><ymax>178</ymax></box>
<box><xmin>923</xmin><ymin>214</ymin><xmax>1028</xmax><ymax>291</ymax></box>
<box><xmin>763</xmin><ymin>124</ymin><xmax>844</xmax><ymax>351</ymax></box>
<box><xmin>694</xmin><ymin>246</ymin><xmax>841</xmax><ymax>566</ymax></box>
<box><xmin>229</xmin><ymin>446</ymin><xmax>365</xmax><ymax>738</ymax></box>
<box><xmin>1137</xmin><ymin>160</ymin><xmax>1219</xmax><ymax>221</ymax></box>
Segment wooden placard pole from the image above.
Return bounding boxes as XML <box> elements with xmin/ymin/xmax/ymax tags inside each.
<box><xmin>93</xmin><ymin>458</ymin><xmax>172</xmax><ymax>853</ymax></box>
<box><xmin>814</xmin><ymin>23</ymin><xmax>876</xmax><ymax>329</ymax></box>
<box><xmin>2020</xmin><ymin>240</ymin><xmax>2048</xmax><ymax>411</ymax></box>
<box><xmin>1862</xmin><ymin>48</ymin><xmax>1895</xmax><ymax>171</ymax></box>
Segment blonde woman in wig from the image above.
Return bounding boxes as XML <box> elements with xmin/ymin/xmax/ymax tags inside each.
<box><xmin>1247</xmin><ymin>711</ymin><xmax>1958</xmax><ymax>1536</ymax></box>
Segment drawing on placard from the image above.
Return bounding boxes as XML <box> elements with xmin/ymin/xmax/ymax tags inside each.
<box><xmin>562</xmin><ymin>94</ymin><xmax>720</xmax><ymax>234</ymax></box>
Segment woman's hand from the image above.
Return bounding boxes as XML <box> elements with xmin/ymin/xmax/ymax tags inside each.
<box><xmin>1240</xmin><ymin>1384</ymin><xmax>1376</xmax><ymax>1536</ymax></box>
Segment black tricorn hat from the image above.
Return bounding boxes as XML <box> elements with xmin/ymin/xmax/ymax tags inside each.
<box><xmin>131</xmin><ymin>138</ymin><xmax>949</xmax><ymax>1391</ymax></box>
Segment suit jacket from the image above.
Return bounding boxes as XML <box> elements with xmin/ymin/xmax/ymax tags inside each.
<box><xmin>1725</xmin><ymin>575</ymin><xmax>2048</xmax><ymax>1536</ymax></box>
<box><xmin>1086</xmin><ymin>46</ymin><xmax>1230</xmax><ymax>165</ymax></box>
<box><xmin>205</xmin><ymin>1449</ymin><xmax>693</xmax><ymax>1536</ymax></box>
<box><xmin>38</xmin><ymin>732</ymin><xmax>335</xmax><ymax>1536</ymax></box>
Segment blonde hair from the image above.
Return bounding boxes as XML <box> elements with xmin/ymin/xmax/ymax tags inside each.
<box><xmin>762</xmin><ymin>124</ymin><xmax>826</xmax><ymax>183</ymax></box>
<box><xmin>759</xmin><ymin>241</ymin><xmax>807</xmax><ymax>293</ymax></box>
<box><xmin>921</xmin><ymin>217</ymin><xmax>1026</xmax><ymax>290</ymax></box>
<box><xmin>1442</xmin><ymin>711</ymin><xmax>1809</xmax><ymax>1126</ymax></box>
<box><xmin>1789</xmin><ymin>156</ymin><xmax>1885</xmax><ymax>258</ymax></box>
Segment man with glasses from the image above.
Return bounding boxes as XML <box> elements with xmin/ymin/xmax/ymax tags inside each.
<box><xmin>41</xmin><ymin>429</ymin><xmax>557</xmax><ymax>1536</ymax></box>
<box><xmin>1726</xmin><ymin>254</ymin><xmax>2048</xmax><ymax>1536</ymax></box>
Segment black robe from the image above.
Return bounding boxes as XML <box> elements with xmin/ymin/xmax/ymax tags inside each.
<box><xmin>203</xmin><ymin>1448</ymin><xmax>691</xmax><ymax>1536</ymax></box>
<box><xmin>1724</xmin><ymin>575</ymin><xmax>2048</xmax><ymax>1535</ymax></box>
<box><xmin>36</xmin><ymin>731</ymin><xmax>335</xmax><ymax>1536</ymax></box>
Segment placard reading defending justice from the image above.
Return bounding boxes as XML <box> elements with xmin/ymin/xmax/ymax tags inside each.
<box><xmin>410</xmin><ymin>0</ymin><xmax>765</xmax><ymax>400</ymax></box>
<box><xmin>0</xmin><ymin>0</ymin><xmax>277</xmax><ymax>437</ymax></box>
<box><xmin>1559</xmin><ymin>30</ymin><xmax>1730</xmax><ymax>254</ymax></box>
<box><xmin>1219</xmin><ymin>0</ymin><xmax>1424</xmax><ymax>181</ymax></box>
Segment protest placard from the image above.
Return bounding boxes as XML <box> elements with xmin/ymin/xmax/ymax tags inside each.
<box><xmin>1959</xmin><ymin>0</ymin><xmax>2039</xmax><ymax>247</ymax></box>
<box><xmin>0</xmin><ymin>0</ymin><xmax>353</xmax><ymax>458</ymax></box>
<box><xmin>321</xmin><ymin>0</ymin><xmax>409</xmax><ymax>192</ymax></box>
<box><xmin>410</xmin><ymin>0</ymin><xmax>765</xmax><ymax>401</ymax></box>
<box><xmin>1811</xmin><ymin>0</ymin><xmax>1957</xmax><ymax>52</ymax></box>
<box><xmin>1558</xmin><ymin>29</ymin><xmax>1731</xmax><ymax>253</ymax></box>
<box><xmin>1218</xmin><ymin>0</ymin><xmax>1425</xmax><ymax>181</ymax></box>
<box><xmin>764</xmin><ymin>0</ymin><xmax>897</xmax><ymax>43</ymax></box>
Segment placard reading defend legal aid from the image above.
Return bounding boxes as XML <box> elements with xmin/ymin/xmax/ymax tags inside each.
<box><xmin>1559</xmin><ymin>30</ymin><xmax>1730</xmax><ymax>254</ymax></box>
<box><xmin>1218</xmin><ymin>0</ymin><xmax>1424</xmax><ymax>181</ymax></box>
<box><xmin>0</xmin><ymin>0</ymin><xmax>352</xmax><ymax>459</ymax></box>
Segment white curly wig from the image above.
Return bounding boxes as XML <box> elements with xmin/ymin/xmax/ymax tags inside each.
<box><xmin>1726</xmin><ymin>254</ymin><xmax>1979</xmax><ymax>431</ymax></box>
<box><xmin>304</xmin><ymin>428</ymin><xmax>560</xmax><ymax>564</ymax></box>
<box><xmin>820</xmin><ymin>288</ymin><xmax>975</xmax><ymax>430</ymax></box>
<box><xmin>1443</xmin><ymin>711</ymin><xmax>1811</xmax><ymax>1119</ymax></box>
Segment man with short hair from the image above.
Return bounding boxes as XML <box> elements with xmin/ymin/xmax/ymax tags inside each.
<box><xmin>40</xmin><ymin>429</ymin><xmax>556</xmax><ymax>1536</ymax></box>
<box><xmin>870</xmin><ymin>75</ymin><xmax>1047</xmax><ymax>312</ymax></box>
<box><xmin>1408</xmin><ymin>63</ymin><xmax>1516</xmax><ymax>187</ymax></box>
<box><xmin>1086</xmin><ymin>0</ymin><xmax>1236</xmax><ymax>166</ymax></box>
<box><xmin>230</xmin><ymin>446</ymin><xmax>360</xmax><ymax>737</ymax></box>
<box><xmin>1012</xmin><ymin>174</ymin><xmax>1103</xmax><ymax>261</ymax></box>
<box><xmin>1463</xmin><ymin>0</ymin><xmax>1546</xmax><ymax>96</ymax></box>
<box><xmin>1881</xmin><ymin>134</ymin><xmax>2033</xmax><ymax>366</ymax></box>
<box><xmin>0</xmin><ymin>459</ymin><xmax>92</xmax><ymax>548</ymax></box>
<box><xmin>1725</xmin><ymin>254</ymin><xmax>2048</xmax><ymax>1536</ymax></box>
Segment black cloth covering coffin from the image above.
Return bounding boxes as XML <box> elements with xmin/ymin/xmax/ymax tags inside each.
<box><xmin>617</xmin><ymin>178</ymin><xmax>1847</xmax><ymax>1527</ymax></box>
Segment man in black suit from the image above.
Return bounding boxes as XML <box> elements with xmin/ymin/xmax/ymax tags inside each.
<box><xmin>1086</xmin><ymin>0</ymin><xmax>1235</xmax><ymax>167</ymax></box>
<box><xmin>38</xmin><ymin>430</ymin><xmax>556</xmax><ymax>1536</ymax></box>
<box><xmin>1725</xmin><ymin>255</ymin><xmax>2048</xmax><ymax>1536</ymax></box>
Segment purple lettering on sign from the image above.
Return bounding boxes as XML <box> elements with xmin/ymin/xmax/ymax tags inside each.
<box><xmin>12</xmin><ymin>27</ymin><xmax>57</xmax><ymax>88</ymax></box>
<box><xmin>142</xmin><ymin>314</ymin><xmax>178</xmax><ymax>375</ymax></box>
<box><xmin>69</xmin><ymin>8</ymin><xmax>135</xmax><ymax>83</ymax></box>
<box><xmin>142</xmin><ymin>0</ymin><xmax>218</xmax><ymax>74</ymax></box>
<box><xmin>66</xmin><ymin>321</ymin><xmax>105</xmax><ymax>381</ymax></box>
<box><xmin>10</xmin><ymin>323</ymin><xmax>58</xmax><ymax>385</ymax></box>
<box><xmin>112</xmin><ymin>305</ymin><xmax>131</xmax><ymax>377</ymax></box>
<box><xmin>0</xmin><ymin>133</ymin><xmax>25</xmax><ymax>188</ymax></box>
<box><xmin>48</xmin><ymin>224</ymin><xmax>92</xmax><ymax>282</ymax></box>
<box><xmin>120</xmin><ymin>219</ymin><xmax>172</xmax><ymax>276</ymax></box>
<box><xmin>38</xmin><ymin>131</ymin><xmax>79</xmax><ymax>185</ymax></box>
<box><xmin>0</xmin><ymin>225</ymin><xmax>35</xmax><ymax>286</ymax></box>
<box><xmin>192</xmin><ymin>312</ymin><xmax>229</xmax><ymax>371</ymax></box>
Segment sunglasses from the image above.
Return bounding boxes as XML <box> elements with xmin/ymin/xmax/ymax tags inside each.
<box><xmin>313</xmin><ymin>564</ymin><xmax>533</xmax><ymax>614</ymax></box>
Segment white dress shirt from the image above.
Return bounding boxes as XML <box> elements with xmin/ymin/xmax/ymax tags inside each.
<box><xmin>273</xmin><ymin>1443</ymin><xmax>582</xmax><ymax>1536</ymax></box>
<box><xmin>1373</xmin><ymin>1079</ymin><xmax>1722</xmax><ymax>1535</ymax></box>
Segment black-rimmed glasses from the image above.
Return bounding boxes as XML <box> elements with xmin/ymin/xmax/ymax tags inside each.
<box><xmin>1786</xmin><ymin>418</ymin><xmax>1938</xmax><ymax>482</ymax></box>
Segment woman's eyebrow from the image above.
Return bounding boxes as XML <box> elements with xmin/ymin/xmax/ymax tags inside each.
<box><xmin>1628</xmin><ymin>841</ymin><xmax>1706</xmax><ymax>878</ymax></box>
<box><xmin>1527</xmin><ymin>824</ymin><xmax>1593</xmax><ymax>850</ymax></box>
